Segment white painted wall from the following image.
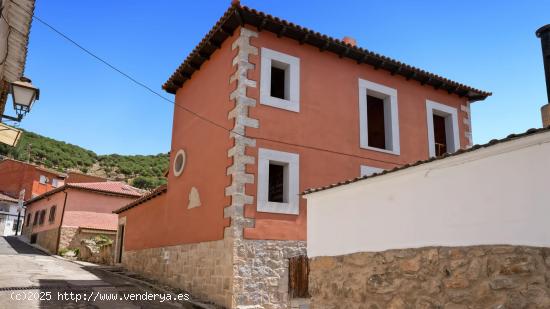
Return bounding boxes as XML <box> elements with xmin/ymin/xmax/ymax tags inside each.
<box><xmin>306</xmin><ymin>130</ymin><xmax>550</xmax><ymax>257</ymax></box>
<box><xmin>0</xmin><ymin>201</ymin><xmax>24</xmax><ymax>236</ymax></box>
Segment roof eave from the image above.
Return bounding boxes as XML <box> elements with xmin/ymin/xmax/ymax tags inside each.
<box><xmin>162</xmin><ymin>4</ymin><xmax>491</xmax><ymax>101</ymax></box>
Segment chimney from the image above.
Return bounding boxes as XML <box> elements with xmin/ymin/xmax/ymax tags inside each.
<box><xmin>343</xmin><ymin>36</ymin><xmax>357</xmax><ymax>47</ymax></box>
<box><xmin>536</xmin><ymin>24</ymin><xmax>550</xmax><ymax>127</ymax></box>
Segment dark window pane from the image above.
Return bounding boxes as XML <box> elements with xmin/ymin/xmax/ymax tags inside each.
<box><xmin>433</xmin><ymin>114</ymin><xmax>447</xmax><ymax>156</ymax></box>
<box><xmin>367</xmin><ymin>95</ymin><xmax>386</xmax><ymax>149</ymax></box>
<box><xmin>271</xmin><ymin>66</ymin><xmax>286</xmax><ymax>99</ymax></box>
<box><xmin>268</xmin><ymin>163</ymin><xmax>285</xmax><ymax>203</ymax></box>
<box><xmin>49</xmin><ymin>206</ymin><xmax>56</xmax><ymax>222</ymax></box>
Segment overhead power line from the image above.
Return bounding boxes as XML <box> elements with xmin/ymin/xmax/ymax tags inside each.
<box><xmin>13</xmin><ymin>0</ymin><xmax>403</xmax><ymax>166</ymax></box>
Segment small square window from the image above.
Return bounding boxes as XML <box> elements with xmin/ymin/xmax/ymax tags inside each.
<box><xmin>51</xmin><ymin>179</ymin><xmax>60</xmax><ymax>188</ymax></box>
<box><xmin>257</xmin><ymin>148</ymin><xmax>299</xmax><ymax>215</ymax></box>
<box><xmin>260</xmin><ymin>48</ymin><xmax>300</xmax><ymax>112</ymax></box>
<box><xmin>358</xmin><ymin>79</ymin><xmax>400</xmax><ymax>155</ymax></box>
<box><xmin>39</xmin><ymin>175</ymin><xmax>48</xmax><ymax>184</ymax></box>
<box><xmin>426</xmin><ymin>100</ymin><xmax>460</xmax><ymax>157</ymax></box>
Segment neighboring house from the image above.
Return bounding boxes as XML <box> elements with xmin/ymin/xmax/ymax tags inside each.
<box><xmin>303</xmin><ymin>126</ymin><xmax>550</xmax><ymax>308</ymax></box>
<box><xmin>66</xmin><ymin>171</ymin><xmax>108</xmax><ymax>184</ymax></box>
<box><xmin>22</xmin><ymin>182</ymin><xmax>143</xmax><ymax>256</ymax></box>
<box><xmin>114</xmin><ymin>2</ymin><xmax>490</xmax><ymax>308</ymax></box>
<box><xmin>0</xmin><ymin>158</ymin><xmax>67</xmax><ymax>201</ymax></box>
<box><xmin>0</xmin><ymin>192</ymin><xmax>23</xmax><ymax>236</ymax></box>
<box><xmin>0</xmin><ymin>0</ymin><xmax>35</xmax><ymax>119</ymax></box>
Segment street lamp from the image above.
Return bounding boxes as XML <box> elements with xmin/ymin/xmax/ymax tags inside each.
<box><xmin>2</xmin><ymin>77</ymin><xmax>40</xmax><ymax>122</ymax></box>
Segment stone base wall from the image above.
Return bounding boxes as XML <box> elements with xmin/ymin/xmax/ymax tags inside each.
<box><xmin>121</xmin><ymin>238</ymin><xmax>306</xmax><ymax>308</ymax></box>
<box><xmin>233</xmin><ymin>239</ymin><xmax>307</xmax><ymax>308</ymax></box>
<box><xmin>35</xmin><ymin>228</ymin><xmax>59</xmax><ymax>254</ymax></box>
<box><xmin>58</xmin><ymin>227</ymin><xmax>78</xmax><ymax>251</ymax></box>
<box><xmin>123</xmin><ymin>238</ymin><xmax>234</xmax><ymax>308</ymax></box>
<box><xmin>310</xmin><ymin>245</ymin><xmax>550</xmax><ymax>309</ymax></box>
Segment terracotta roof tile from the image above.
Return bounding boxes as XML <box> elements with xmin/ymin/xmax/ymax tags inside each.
<box><xmin>63</xmin><ymin>211</ymin><xmax>118</xmax><ymax>231</ymax></box>
<box><xmin>25</xmin><ymin>182</ymin><xmax>144</xmax><ymax>205</ymax></box>
<box><xmin>68</xmin><ymin>182</ymin><xmax>144</xmax><ymax>197</ymax></box>
<box><xmin>163</xmin><ymin>2</ymin><xmax>491</xmax><ymax>101</ymax></box>
<box><xmin>113</xmin><ymin>184</ymin><xmax>167</xmax><ymax>214</ymax></box>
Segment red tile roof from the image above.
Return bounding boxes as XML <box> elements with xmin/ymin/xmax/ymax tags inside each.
<box><xmin>25</xmin><ymin>182</ymin><xmax>144</xmax><ymax>205</ymax></box>
<box><xmin>68</xmin><ymin>182</ymin><xmax>144</xmax><ymax>197</ymax></box>
<box><xmin>163</xmin><ymin>2</ymin><xmax>491</xmax><ymax>102</ymax></box>
<box><xmin>63</xmin><ymin>211</ymin><xmax>118</xmax><ymax>231</ymax></box>
<box><xmin>113</xmin><ymin>184</ymin><xmax>167</xmax><ymax>214</ymax></box>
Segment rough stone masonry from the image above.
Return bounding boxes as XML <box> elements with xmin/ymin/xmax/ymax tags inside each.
<box><xmin>310</xmin><ymin>245</ymin><xmax>550</xmax><ymax>308</ymax></box>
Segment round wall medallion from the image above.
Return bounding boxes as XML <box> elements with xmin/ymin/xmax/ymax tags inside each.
<box><xmin>173</xmin><ymin>149</ymin><xmax>186</xmax><ymax>177</ymax></box>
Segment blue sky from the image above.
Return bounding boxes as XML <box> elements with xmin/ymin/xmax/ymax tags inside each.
<box><xmin>15</xmin><ymin>0</ymin><xmax>550</xmax><ymax>155</ymax></box>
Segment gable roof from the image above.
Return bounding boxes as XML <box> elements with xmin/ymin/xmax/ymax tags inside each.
<box><xmin>113</xmin><ymin>184</ymin><xmax>167</xmax><ymax>214</ymax></box>
<box><xmin>163</xmin><ymin>1</ymin><xmax>491</xmax><ymax>102</ymax></box>
<box><xmin>25</xmin><ymin>182</ymin><xmax>144</xmax><ymax>206</ymax></box>
<box><xmin>303</xmin><ymin>126</ymin><xmax>550</xmax><ymax>195</ymax></box>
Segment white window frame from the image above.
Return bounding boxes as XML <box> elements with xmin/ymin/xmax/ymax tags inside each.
<box><xmin>358</xmin><ymin>79</ymin><xmax>400</xmax><ymax>155</ymax></box>
<box><xmin>257</xmin><ymin>148</ymin><xmax>300</xmax><ymax>215</ymax></box>
<box><xmin>360</xmin><ymin>165</ymin><xmax>385</xmax><ymax>177</ymax></box>
<box><xmin>260</xmin><ymin>48</ymin><xmax>300</xmax><ymax>112</ymax></box>
<box><xmin>426</xmin><ymin>100</ymin><xmax>461</xmax><ymax>157</ymax></box>
<box><xmin>39</xmin><ymin>175</ymin><xmax>47</xmax><ymax>184</ymax></box>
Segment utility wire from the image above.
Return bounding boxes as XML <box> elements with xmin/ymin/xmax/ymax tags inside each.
<box><xmin>13</xmin><ymin>0</ymin><xmax>403</xmax><ymax>166</ymax></box>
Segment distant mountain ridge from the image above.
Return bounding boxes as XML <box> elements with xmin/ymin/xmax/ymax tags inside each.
<box><xmin>0</xmin><ymin>130</ymin><xmax>168</xmax><ymax>190</ymax></box>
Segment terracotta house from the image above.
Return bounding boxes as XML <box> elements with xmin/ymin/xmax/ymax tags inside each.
<box><xmin>114</xmin><ymin>2</ymin><xmax>490</xmax><ymax>308</ymax></box>
<box><xmin>0</xmin><ymin>158</ymin><xmax>67</xmax><ymax>201</ymax></box>
<box><xmin>23</xmin><ymin>182</ymin><xmax>143</xmax><ymax>255</ymax></box>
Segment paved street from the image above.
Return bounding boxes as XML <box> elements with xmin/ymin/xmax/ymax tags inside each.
<box><xmin>0</xmin><ymin>237</ymin><xmax>193</xmax><ymax>308</ymax></box>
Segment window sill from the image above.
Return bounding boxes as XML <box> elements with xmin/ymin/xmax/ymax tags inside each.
<box><xmin>360</xmin><ymin>145</ymin><xmax>400</xmax><ymax>156</ymax></box>
<box><xmin>260</xmin><ymin>95</ymin><xmax>300</xmax><ymax>113</ymax></box>
<box><xmin>257</xmin><ymin>201</ymin><xmax>299</xmax><ymax>215</ymax></box>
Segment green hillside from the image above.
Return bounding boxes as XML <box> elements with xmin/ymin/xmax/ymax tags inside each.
<box><xmin>0</xmin><ymin>130</ymin><xmax>168</xmax><ymax>190</ymax></box>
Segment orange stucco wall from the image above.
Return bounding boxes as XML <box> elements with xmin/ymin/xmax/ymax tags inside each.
<box><xmin>0</xmin><ymin>160</ymin><xmax>64</xmax><ymax>200</ymax></box>
<box><xmin>120</xmin><ymin>25</ymin><xmax>474</xmax><ymax>249</ymax></box>
<box><xmin>118</xmin><ymin>193</ymin><xmax>168</xmax><ymax>251</ymax></box>
<box><xmin>120</xmin><ymin>30</ymin><xmax>237</xmax><ymax>251</ymax></box>
<box><xmin>241</xmin><ymin>27</ymin><xmax>471</xmax><ymax>241</ymax></box>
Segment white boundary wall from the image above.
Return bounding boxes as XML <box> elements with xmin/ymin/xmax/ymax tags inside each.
<box><xmin>305</xmin><ymin>130</ymin><xmax>550</xmax><ymax>257</ymax></box>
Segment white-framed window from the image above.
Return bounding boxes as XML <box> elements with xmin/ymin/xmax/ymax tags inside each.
<box><xmin>257</xmin><ymin>148</ymin><xmax>300</xmax><ymax>215</ymax></box>
<box><xmin>51</xmin><ymin>179</ymin><xmax>59</xmax><ymax>188</ymax></box>
<box><xmin>426</xmin><ymin>100</ymin><xmax>460</xmax><ymax>157</ymax></box>
<box><xmin>360</xmin><ymin>165</ymin><xmax>385</xmax><ymax>177</ymax></box>
<box><xmin>260</xmin><ymin>48</ymin><xmax>300</xmax><ymax>112</ymax></box>
<box><xmin>39</xmin><ymin>175</ymin><xmax>48</xmax><ymax>184</ymax></box>
<box><xmin>358</xmin><ymin>79</ymin><xmax>400</xmax><ymax>155</ymax></box>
